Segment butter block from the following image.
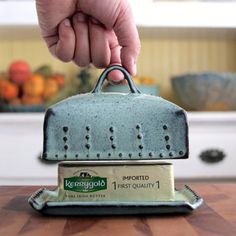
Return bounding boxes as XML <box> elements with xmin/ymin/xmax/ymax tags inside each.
<box><xmin>58</xmin><ymin>161</ymin><xmax>174</xmax><ymax>202</ymax></box>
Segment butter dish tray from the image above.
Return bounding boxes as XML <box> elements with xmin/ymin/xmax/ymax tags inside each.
<box><xmin>29</xmin><ymin>185</ymin><xmax>203</xmax><ymax>215</ymax></box>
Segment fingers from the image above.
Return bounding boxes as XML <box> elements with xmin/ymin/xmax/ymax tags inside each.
<box><xmin>108</xmin><ymin>31</ymin><xmax>121</xmax><ymax>66</ymax></box>
<box><xmin>50</xmin><ymin>19</ymin><xmax>76</xmax><ymax>62</ymax></box>
<box><xmin>52</xmin><ymin>14</ymin><xmax>119</xmax><ymax>72</ymax></box>
<box><xmin>79</xmin><ymin>0</ymin><xmax>141</xmax><ymax>75</ymax></box>
<box><xmin>37</xmin><ymin>0</ymin><xmax>140</xmax><ymax>74</ymax></box>
<box><xmin>36</xmin><ymin>0</ymin><xmax>77</xmax><ymax>62</ymax></box>
<box><xmin>107</xmin><ymin>31</ymin><xmax>124</xmax><ymax>82</ymax></box>
<box><xmin>113</xmin><ymin>3</ymin><xmax>140</xmax><ymax>76</ymax></box>
<box><xmin>89</xmin><ymin>18</ymin><xmax>110</xmax><ymax>68</ymax></box>
<box><xmin>72</xmin><ymin>13</ymin><xmax>90</xmax><ymax>67</ymax></box>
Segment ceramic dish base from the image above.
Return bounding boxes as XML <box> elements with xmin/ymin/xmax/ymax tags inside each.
<box><xmin>29</xmin><ymin>185</ymin><xmax>203</xmax><ymax>215</ymax></box>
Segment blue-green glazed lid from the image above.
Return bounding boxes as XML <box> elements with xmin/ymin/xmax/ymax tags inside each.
<box><xmin>42</xmin><ymin>65</ymin><xmax>188</xmax><ymax>161</ymax></box>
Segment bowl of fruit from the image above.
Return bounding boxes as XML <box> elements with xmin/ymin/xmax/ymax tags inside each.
<box><xmin>104</xmin><ymin>75</ymin><xmax>159</xmax><ymax>96</ymax></box>
<box><xmin>0</xmin><ymin>61</ymin><xmax>65</xmax><ymax>112</ymax></box>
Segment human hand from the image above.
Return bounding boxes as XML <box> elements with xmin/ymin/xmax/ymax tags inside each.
<box><xmin>36</xmin><ymin>0</ymin><xmax>140</xmax><ymax>82</ymax></box>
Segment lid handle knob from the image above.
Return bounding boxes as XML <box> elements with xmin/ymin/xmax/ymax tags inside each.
<box><xmin>92</xmin><ymin>65</ymin><xmax>141</xmax><ymax>94</ymax></box>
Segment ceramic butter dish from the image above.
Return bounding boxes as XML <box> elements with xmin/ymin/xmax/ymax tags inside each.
<box><xmin>42</xmin><ymin>65</ymin><xmax>188</xmax><ymax>161</ymax></box>
<box><xmin>29</xmin><ymin>65</ymin><xmax>203</xmax><ymax>215</ymax></box>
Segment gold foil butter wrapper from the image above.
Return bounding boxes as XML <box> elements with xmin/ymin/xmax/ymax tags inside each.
<box><xmin>58</xmin><ymin>161</ymin><xmax>174</xmax><ymax>202</ymax></box>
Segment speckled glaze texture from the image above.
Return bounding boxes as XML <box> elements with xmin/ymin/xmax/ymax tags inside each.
<box><xmin>42</xmin><ymin>65</ymin><xmax>189</xmax><ymax>161</ymax></box>
<box><xmin>172</xmin><ymin>73</ymin><xmax>236</xmax><ymax>111</ymax></box>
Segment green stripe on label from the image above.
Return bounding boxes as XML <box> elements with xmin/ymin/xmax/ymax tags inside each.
<box><xmin>64</xmin><ymin>176</ymin><xmax>107</xmax><ymax>193</ymax></box>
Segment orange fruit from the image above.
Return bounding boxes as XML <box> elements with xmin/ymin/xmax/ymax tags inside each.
<box><xmin>23</xmin><ymin>74</ymin><xmax>45</xmax><ymax>97</ymax></box>
<box><xmin>0</xmin><ymin>80</ymin><xmax>19</xmax><ymax>101</ymax></box>
<box><xmin>9</xmin><ymin>61</ymin><xmax>31</xmax><ymax>85</ymax></box>
<box><xmin>52</xmin><ymin>74</ymin><xmax>65</xmax><ymax>88</ymax></box>
<box><xmin>132</xmin><ymin>76</ymin><xmax>141</xmax><ymax>85</ymax></box>
<box><xmin>43</xmin><ymin>78</ymin><xmax>59</xmax><ymax>100</ymax></box>
<box><xmin>141</xmin><ymin>76</ymin><xmax>154</xmax><ymax>85</ymax></box>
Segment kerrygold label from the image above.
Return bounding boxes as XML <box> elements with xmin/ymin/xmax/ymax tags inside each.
<box><xmin>58</xmin><ymin>162</ymin><xmax>174</xmax><ymax>202</ymax></box>
<box><xmin>64</xmin><ymin>176</ymin><xmax>107</xmax><ymax>193</ymax></box>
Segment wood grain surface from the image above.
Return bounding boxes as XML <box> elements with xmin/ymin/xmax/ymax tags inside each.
<box><xmin>0</xmin><ymin>183</ymin><xmax>235</xmax><ymax>236</ymax></box>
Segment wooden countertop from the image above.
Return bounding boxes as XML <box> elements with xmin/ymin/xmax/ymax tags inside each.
<box><xmin>0</xmin><ymin>183</ymin><xmax>235</xmax><ymax>236</ymax></box>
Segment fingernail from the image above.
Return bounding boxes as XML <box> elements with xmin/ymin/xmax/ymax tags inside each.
<box><xmin>77</xmin><ymin>13</ymin><xmax>87</xmax><ymax>23</ymax></box>
<box><xmin>108</xmin><ymin>70</ymin><xmax>124</xmax><ymax>82</ymax></box>
<box><xmin>109</xmin><ymin>79</ymin><xmax>125</xmax><ymax>85</ymax></box>
<box><xmin>64</xmin><ymin>19</ymin><xmax>71</xmax><ymax>27</ymax></box>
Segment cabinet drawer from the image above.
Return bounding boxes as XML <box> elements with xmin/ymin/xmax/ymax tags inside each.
<box><xmin>174</xmin><ymin>113</ymin><xmax>236</xmax><ymax>179</ymax></box>
<box><xmin>0</xmin><ymin>114</ymin><xmax>57</xmax><ymax>185</ymax></box>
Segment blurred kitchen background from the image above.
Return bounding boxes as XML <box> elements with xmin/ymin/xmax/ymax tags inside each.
<box><xmin>0</xmin><ymin>0</ymin><xmax>236</xmax><ymax>185</ymax></box>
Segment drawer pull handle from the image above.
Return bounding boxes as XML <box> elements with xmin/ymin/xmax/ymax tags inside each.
<box><xmin>199</xmin><ymin>149</ymin><xmax>226</xmax><ymax>164</ymax></box>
